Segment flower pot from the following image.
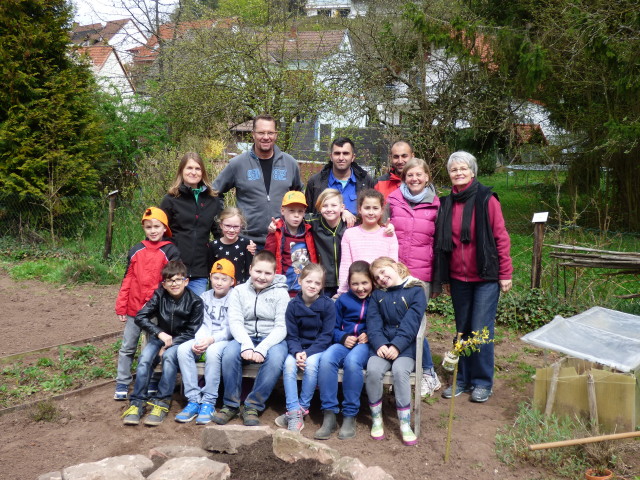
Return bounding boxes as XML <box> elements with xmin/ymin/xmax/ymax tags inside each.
<box><xmin>585</xmin><ymin>468</ymin><xmax>613</xmax><ymax>480</ymax></box>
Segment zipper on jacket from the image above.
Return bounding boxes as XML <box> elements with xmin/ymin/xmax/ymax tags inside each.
<box><xmin>354</xmin><ymin>299</ymin><xmax>366</xmax><ymax>335</ymax></box>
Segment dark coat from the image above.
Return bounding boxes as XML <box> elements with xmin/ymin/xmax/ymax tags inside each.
<box><xmin>304</xmin><ymin>161</ymin><xmax>375</xmax><ymax>214</ymax></box>
<box><xmin>285</xmin><ymin>293</ymin><xmax>335</xmax><ymax>357</ymax></box>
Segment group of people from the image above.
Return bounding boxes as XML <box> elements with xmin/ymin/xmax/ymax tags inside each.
<box><xmin>113</xmin><ymin>114</ymin><xmax>513</xmax><ymax>446</ymax></box>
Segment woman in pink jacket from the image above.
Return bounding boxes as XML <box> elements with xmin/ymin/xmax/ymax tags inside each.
<box><xmin>387</xmin><ymin>157</ymin><xmax>441</xmax><ymax>397</ymax></box>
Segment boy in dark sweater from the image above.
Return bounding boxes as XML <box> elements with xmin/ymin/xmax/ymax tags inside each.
<box><xmin>121</xmin><ymin>261</ymin><xmax>203</xmax><ymax>426</ymax></box>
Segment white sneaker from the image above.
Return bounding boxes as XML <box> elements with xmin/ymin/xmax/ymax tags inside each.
<box><xmin>421</xmin><ymin>372</ymin><xmax>442</xmax><ymax>397</ymax></box>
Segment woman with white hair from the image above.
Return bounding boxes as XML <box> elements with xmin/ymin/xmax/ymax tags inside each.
<box><xmin>434</xmin><ymin>151</ymin><xmax>512</xmax><ymax>403</ymax></box>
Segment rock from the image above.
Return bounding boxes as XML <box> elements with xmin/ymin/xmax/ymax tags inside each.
<box><xmin>201</xmin><ymin>424</ymin><xmax>273</xmax><ymax>454</ymax></box>
<box><xmin>62</xmin><ymin>454</ymin><xmax>153</xmax><ymax>480</ymax></box>
<box><xmin>147</xmin><ymin>457</ymin><xmax>230</xmax><ymax>480</ymax></box>
<box><xmin>333</xmin><ymin>456</ymin><xmax>395</xmax><ymax>480</ymax></box>
<box><xmin>149</xmin><ymin>445</ymin><xmax>210</xmax><ymax>469</ymax></box>
<box><xmin>272</xmin><ymin>429</ymin><xmax>341</xmax><ymax>464</ymax></box>
<box><xmin>37</xmin><ymin>472</ymin><xmax>62</xmax><ymax>480</ymax></box>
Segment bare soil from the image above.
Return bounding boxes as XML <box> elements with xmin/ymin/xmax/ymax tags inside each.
<box><xmin>0</xmin><ymin>273</ymin><xmax>632</xmax><ymax>480</ymax></box>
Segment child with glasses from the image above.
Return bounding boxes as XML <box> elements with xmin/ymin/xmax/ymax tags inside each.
<box><xmin>121</xmin><ymin>261</ymin><xmax>203</xmax><ymax>427</ymax></box>
<box><xmin>208</xmin><ymin>207</ymin><xmax>256</xmax><ymax>284</ymax></box>
<box><xmin>114</xmin><ymin>207</ymin><xmax>180</xmax><ymax>401</ymax></box>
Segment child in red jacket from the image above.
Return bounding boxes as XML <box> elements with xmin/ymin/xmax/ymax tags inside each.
<box><xmin>114</xmin><ymin>207</ymin><xmax>180</xmax><ymax>401</ymax></box>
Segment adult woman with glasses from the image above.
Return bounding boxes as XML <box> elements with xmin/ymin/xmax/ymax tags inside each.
<box><xmin>434</xmin><ymin>151</ymin><xmax>512</xmax><ymax>403</ymax></box>
<box><xmin>161</xmin><ymin>152</ymin><xmax>223</xmax><ymax>295</ymax></box>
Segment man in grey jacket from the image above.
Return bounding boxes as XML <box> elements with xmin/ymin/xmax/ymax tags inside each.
<box><xmin>212</xmin><ymin>114</ymin><xmax>303</xmax><ymax>247</ymax></box>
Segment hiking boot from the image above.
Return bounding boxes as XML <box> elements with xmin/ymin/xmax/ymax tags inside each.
<box><xmin>242</xmin><ymin>406</ymin><xmax>260</xmax><ymax>426</ymax></box>
<box><xmin>338</xmin><ymin>416</ymin><xmax>357</xmax><ymax>440</ymax></box>
<box><xmin>122</xmin><ymin>403</ymin><xmax>144</xmax><ymax>426</ymax></box>
<box><xmin>144</xmin><ymin>400</ymin><xmax>170</xmax><ymax>426</ymax></box>
<box><xmin>196</xmin><ymin>402</ymin><xmax>215</xmax><ymax>425</ymax></box>
<box><xmin>175</xmin><ymin>401</ymin><xmax>200</xmax><ymax>423</ymax></box>
<box><xmin>275</xmin><ymin>408</ymin><xmax>308</xmax><ymax>428</ymax></box>
<box><xmin>114</xmin><ymin>383</ymin><xmax>129</xmax><ymax>401</ymax></box>
<box><xmin>211</xmin><ymin>405</ymin><xmax>239</xmax><ymax>425</ymax></box>
<box><xmin>441</xmin><ymin>384</ymin><xmax>473</xmax><ymax>399</ymax></box>
<box><xmin>470</xmin><ymin>386</ymin><xmax>493</xmax><ymax>403</ymax></box>
<box><xmin>314</xmin><ymin>410</ymin><xmax>338</xmax><ymax>440</ymax></box>
<box><xmin>420</xmin><ymin>371</ymin><xmax>442</xmax><ymax>397</ymax></box>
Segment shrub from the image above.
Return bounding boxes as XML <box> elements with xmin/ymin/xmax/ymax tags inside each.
<box><xmin>497</xmin><ymin>288</ymin><xmax>578</xmax><ymax>331</ymax></box>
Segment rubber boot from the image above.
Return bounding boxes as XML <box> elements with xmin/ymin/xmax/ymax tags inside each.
<box><xmin>396</xmin><ymin>406</ymin><xmax>417</xmax><ymax>445</ymax></box>
<box><xmin>314</xmin><ymin>410</ymin><xmax>338</xmax><ymax>440</ymax></box>
<box><xmin>369</xmin><ymin>400</ymin><xmax>385</xmax><ymax>440</ymax></box>
<box><xmin>338</xmin><ymin>416</ymin><xmax>357</xmax><ymax>440</ymax></box>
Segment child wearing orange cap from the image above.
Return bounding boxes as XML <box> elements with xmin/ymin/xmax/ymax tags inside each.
<box><xmin>114</xmin><ymin>207</ymin><xmax>180</xmax><ymax>401</ymax></box>
<box><xmin>264</xmin><ymin>191</ymin><xmax>318</xmax><ymax>296</ymax></box>
<box><xmin>175</xmin><ymin>259</ymin><xmax>236</xmax><ymax>425</ymax></box>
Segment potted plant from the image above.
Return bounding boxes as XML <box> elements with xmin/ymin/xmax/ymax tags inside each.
<box><xmin>585</xmin><ymin>467</ymin><xmax>613</xmax><ymax>480</ymax></box>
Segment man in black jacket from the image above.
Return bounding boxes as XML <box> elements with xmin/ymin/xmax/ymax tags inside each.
<box><xmin>121</xmin><ymin>261</ymin><xmax>203</xmax><ymax>427</ymax></box>
<box><xmin>304</xmin><ymin>137</ymin><xmax>375</xmax><ymax>227</ymax></box>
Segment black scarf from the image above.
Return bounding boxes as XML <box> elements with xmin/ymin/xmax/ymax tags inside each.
<box><xmin>437</xmin><ymin>180</ymin><xmax>479</xmax><ymax>253</ymax></box>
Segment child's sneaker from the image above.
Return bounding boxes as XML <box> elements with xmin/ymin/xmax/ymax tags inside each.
<box><xmin>122</xmin><ymin>404</ymin><xmax>144</xmax><ymax>425</ymax></box>
<box><xmin>420</xmin><ymin>371</ymin><xmax>442</xmax><ymax>397</ymax></box>
<box><xmin>275</xmin><ymin>408</ymin><xmax>308</xmax><ymax>428</ymax></box>
<box><xmin>211</xmin><ymin>405</ymin><xmax>239</xmax><ymax>425</ymax></box>
<box><xmin>196</xmin><ymin>403</ymin><xmax>215</xmax><ymax>425</ymax></box>
<box><xmin>241</xmin><ymin>406</ymin><xmax>260</xmax><ymax>426</ymax></box>
<box><xmin>175</xmin><ymin>401</ymin><xmax>200</xmax><ymax>423</ymax></box>
<box><xmin>285</xmin><ymin>409</ymin><xmax>304</xmax><ymax>433</ymax></box>
<box><xmin>113</xmin><ymin>384</ymin><xmax>129</xmax><ymax>401</ymax></box>
<box><xmin>144</xmin><ymin>400</ymin><xmax>170</xmax><ymax>426</ymax></box>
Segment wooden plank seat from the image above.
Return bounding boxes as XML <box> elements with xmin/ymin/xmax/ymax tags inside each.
<box><xmin>143</xmin><ymin>314</ymin><xmax>426</xmax><ymax>436</ymax></box>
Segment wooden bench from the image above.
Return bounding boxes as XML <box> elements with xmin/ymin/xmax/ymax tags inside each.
<box><xmin>143</xmin><ymin>314</ymin><xmax>426</xmax><ymax>437</ymax></box>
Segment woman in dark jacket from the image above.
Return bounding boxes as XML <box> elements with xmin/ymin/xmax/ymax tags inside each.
<box><xmin>160</xmin><ymin>152</ymin><xmax>223</xmax><ymax>295</ymax></box>
<box><xmin>435</xmin><ymin>151</ymin><xmax>512</xmax><ymax>403</ymax></box>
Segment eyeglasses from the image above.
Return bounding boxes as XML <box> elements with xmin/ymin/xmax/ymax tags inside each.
<box><xmin>163</xmin><ymin>277</ymin><xmax>186</xmax><ymax>285</ymax></box>
<box><xmin>449</xmin><ymin>167</ymin><xmax>470</xmax><ymax>174</ymax></box>
<box><xmin>253</xmin><ymin>131</ymin><xmax>277</xmax><ymax>138</ymax></box>
<box><xmin>221</xmin><ymin>224</ymin><xmax>242</xmax><ymax>231</ymax></box>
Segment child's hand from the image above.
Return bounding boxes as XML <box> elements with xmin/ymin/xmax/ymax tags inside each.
<box><xmin>267</xmin><ymin>217</ymin><xmax>277</xmax><ymax>234</ymax></box>
<box><xmin>387</xmin><ymin>345</ymin><xmax>399</xmax><ymax>360</ymax></box>
<box><xmin>295</xmin><ymin>351</ymin><xmax>307</xmax><ymax>370</ymax></box>
<box><xmin>247</xmin><ymin>240</ymin><xmax>257</xmax><ymax>255</ymax></box>
<box><xmin>241</xmin><ymin>349</ymin><xmax>255</xmax><ymax>361</ymax></box>
<box><xmin>341</xmin><ymin>210</ymin><xmax>357</xmax><ymax>228</ymax></box>
<box><xmin>158</xmin><ymin>332</ymin><xmax>172</xmax><ymax>348</ymax></box>
<box><xmin>344</xmin><ymin>336</ymin><xmax>357</xmax><ymax>349</ymax></box>
<box><xmin>117</xmin><ymin>315</ymin><xmax>127</xmax><ymax>322</ymax></box>
<box><xmin>383</xmin><ymin>221</ymin><xmax>395</xmax><ymax>236</ymax></box>
<box><xmin>252</xmin><ymin>351</ymin><xmax>265</xmax><ymax>363</ymax></box>
<box><xmin>357</xmin><ymin>332</ymin><xmax>368</xmax><ymax>344</ymax></box>
<box><xmin>376</xmin><ymin>345</ymin><xmax>389</xmax><ymax>358</ymax></box>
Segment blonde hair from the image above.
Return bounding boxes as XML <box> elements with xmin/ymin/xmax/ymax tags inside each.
<box><xmin>167</xmin><ymin>152</ymin><xmax>217</xmax><ymax>197</ymax></box>
<box><xmin>370</xmin><ymin>257</ymin><xmax>411</xmax><ymax>279</ymax></box>
<box><xmin>299</xmin><ymin>263</ymin><xmax>326</xmax><ymax>286</ymax></box>
<box><xmin>315</xmin><ymin>188</ymin><xmax>343</xmax><ymax>212</ymax></box>
<box><xmin>217</xmin><ymin>207</ymin><xmax>247</xmax><ymax>230</ymax></box>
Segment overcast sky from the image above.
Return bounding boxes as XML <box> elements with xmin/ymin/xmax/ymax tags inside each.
<box><xmin>72</xmin><ymin>0</ymin><xmax>179</xmax><ymax>26</ymax></box>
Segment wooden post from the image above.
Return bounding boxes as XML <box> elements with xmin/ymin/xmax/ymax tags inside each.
<box><xmin>531</xmin><ymin>212</ymin><xmax>549</xmax><ymax>289</ymax></box>
<box><xmin>587</xmin><ymin>372</ymin><xmax>599</xmax><ymax>435</ymax></box>
<box><xmin>103</xmin><ymin>190</ymin><xmax>119</xmax><ymax>260</ymax></box>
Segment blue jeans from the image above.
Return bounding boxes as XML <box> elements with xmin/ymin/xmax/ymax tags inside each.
<box><xmin>318</xmin><ymin>343</ymin><xmax>371</xmax><ymax>417</ymax></box>
<box><xmin>220</xmin><ymin>338</ymin><xmax>287</xmax><ymax>411</ymax></box>
<box><xmin>178</xmin><ymin>339</ymin><xmax>229</xmax><ymax>404</ymax></box>
<box><xmin>116</xmin><ymin>315</ymin><xmax>141</xmax><ymax>385</ymax></box>
<box><xmin>449</xmin><ymin>279</ymin><xmax>499</xmax><ymax>389</ymax></box>
<box><xmin>130</xmin><ymin>336</ymin><xmax>180</xmax><ymax>405</ymax></box>
<box><xmin>283</xmin><ymin>352</ymin><xmax>322</xmax><ymax>412</ymax></box>
<box><xmin>187</xmin><ymin>277</ymin><xmax>208</xmax><ymax>296</ymax></box>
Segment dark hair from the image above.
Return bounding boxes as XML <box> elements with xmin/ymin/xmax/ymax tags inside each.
<box><xmin>330</xmin><ymin>137</ymin><xmax>355</xmax><ymax>153</ymax></box>
<box><xmin>348</xmin><ymin>260</ymin><xmax>374</xmax><ymax>286</ymax></box>
<box><xmin>390</xmin><ymin>140</ymin><xmax>414</xmax><ymax>155</ymax></box>
<box><xmin>252</xmin><ymin>250</ymin><xmax>277</xmax><ymax>268</ymax></box>
<box><xmin>252</xmin><ymin>114</ymin><xmax>278</xmax><ymax>131</ymax></box>
<box><xmin>168</xmin><ymin>152</ymin><xmax>217</xmax><ymax>197</ymax></box>
<box><xmin>162</xmin><ymin>260</ymin><xmax>188</xmax><ymax>279</ymax></box>
<box><xmin>357</xmin><ymin>188</ymin><xmax>384</xmax><ymax>211</ymax></box>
